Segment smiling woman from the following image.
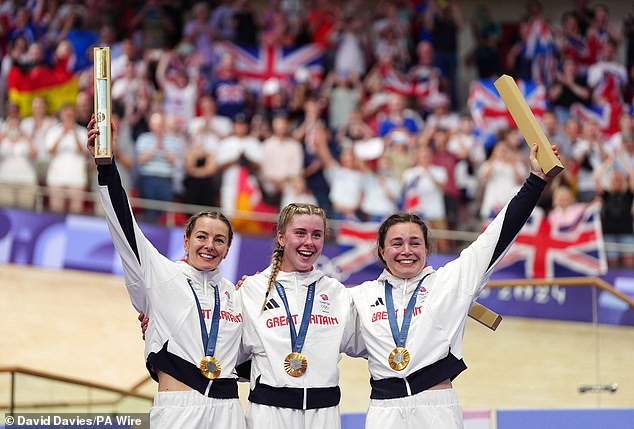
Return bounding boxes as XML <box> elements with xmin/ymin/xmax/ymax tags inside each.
<box><xmin>377</xmin><ymin>215</ymin><xmax>431</xmax><ymax>279</ymax></box>
<box><xmin>183</xmin><ymin>213</ymin><xmax>232</xmax><ymax>271</ymax></box>
<box><xmin>348</xmin><ymin>143</ymin><xmax>562</xmax><ymax>429</ymax></box>
<box><xmin>238</xmin><ymin>203</ymin><xmax>366</xmax><ymax>429</ymax></box>
<box><xmin>86</xmin><ymin>116</ymin><xmax>245</xmax><ymax>429</ymax></box>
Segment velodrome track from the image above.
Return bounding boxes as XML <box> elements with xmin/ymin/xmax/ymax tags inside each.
<box><xmin>1</xmin><ymin>263</ymin><xmax>633</xmax><ymax>415</ymax></box>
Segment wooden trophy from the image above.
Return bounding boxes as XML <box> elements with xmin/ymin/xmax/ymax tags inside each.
<box><xmin>93</xmin><ymin>47</ymin><xmax>112</xmax><ymax>165</ymax></box>
<box><xmin>494</xmin><ymin>74</ymin><xmax>564</xmax><ymax>177</ymax></box>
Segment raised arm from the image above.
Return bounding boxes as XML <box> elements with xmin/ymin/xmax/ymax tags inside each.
<box><xmin>484</xmin><ymin>144</ymin><xmax>555</xmax><ymax>271</ymax></box>
<box><xmin>87</xmin><ymin>116</ymin><xmax>167</xmax><ymax>313</ymax></box>
<box><xmin>445</xmin><ymin>143</ymin><xmax>561</xmax><ymax>294</ymax></box>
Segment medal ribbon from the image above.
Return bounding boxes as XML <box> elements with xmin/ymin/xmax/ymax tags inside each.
<box><xmin>275</xmin><ymin>281</ymin><xmax>316</xmax><ymax>354</ymax></box>
<box><xmin>187</xmin><ymin>279</ymin><xmax>221</xmax><ymax>357</ymax></box>
<box><xmin>384</xmin><ymin>274</ymin><xmax>430</xmax><ymax>348</ymax></box>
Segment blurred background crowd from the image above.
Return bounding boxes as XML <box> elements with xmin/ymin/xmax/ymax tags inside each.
<box><xmin>0</xmin><ymin>0</ymin><xmax>632</xmax><ymax>266</ymax></box>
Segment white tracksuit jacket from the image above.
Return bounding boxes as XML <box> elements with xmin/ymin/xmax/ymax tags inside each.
<box><xmin>97</xmin><ymin>161</ymin><xmax>243</xmax><ymax>397</ymax></box>
<box><xmin>349</xmin><ymin>173</ymin><xmax>547</xmax><ymax>398</ymax></box>
<box><xmin>240</xmin><ymin>267</ymin><xmax>365</xmax><ymax>389</ymax></box>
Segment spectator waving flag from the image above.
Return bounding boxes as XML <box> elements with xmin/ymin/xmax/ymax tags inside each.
<box><xmin>400</xmin><ymin>175</ymin><xmax>421</xmax><ymax>212</ymax></box>
<box><xmin>572</xmin><ymin>60</ymin><xmax>627</xmax><ymax>136</ymax></box>
<box><xmin>468</xmin><ymin>78</ymin><xmax>546</xmax><ymax>147</ymax></box>
<box><xmin>7</xmin><ymin>53</ymin><xmax>79</xmax><ymax>117</ymax></box>
<box><xmin>379</xmin><ymin>64</ymin><xmax>440</xmax><ymax>99</ymax></box>
<box><xmin>231</xmin><ymin>166</ymin><xmax>278</xmax><ymax>234</ymax></box>
<box><xmin>494</xmin><ymin>204</ymin><xmax>607</xmax><ymax>279</ymax></box>
<box><xmin>524</xmin><ymin>17</ymin><xmax>558</xmax><ymax>85</ymax></box>
<box><xmin>216</xmin><ymin>42</ymin><xmax>324</xmax><ymax>91</ymax></box>
<box><xmin>570</xmin><ymin>102</ymin><xmax>624</xmax><ymax>137</ymax></box>
<box><xmin>562</xmin><ymin>34</ymin><xmax>592</xmax><ymax>67</ymax></box>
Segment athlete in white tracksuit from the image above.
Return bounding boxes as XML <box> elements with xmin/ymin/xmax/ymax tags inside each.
<box><xmin>349</xmin><ymin>165</ymin><xmax>552</xmax><ymax>428</ymax></box>
<box><xmin>240</xmin><ymin>267</ymin><xmax>365</xmax><ymax>428</ymax></box>
<box><xmin>93</xmin><ymin>154</ymin><xmax>246</xmax><ymax>428</ymax></box>
<box><xmin>239</xmin><ymin>203</ymin><xmax>366</xmax><ymax>429</ymax></box>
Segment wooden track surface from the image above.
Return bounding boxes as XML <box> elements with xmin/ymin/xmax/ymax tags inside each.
<box><xmin>1</xmin><ymin>264</ymin><xmax>633</xmax><ymax>413</ymax></box>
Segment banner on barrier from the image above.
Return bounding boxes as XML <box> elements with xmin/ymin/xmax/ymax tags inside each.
<box><xmin>0</xmin><ymin>209</ymin><xmax>632</xmax><ymax>326</ymax></box>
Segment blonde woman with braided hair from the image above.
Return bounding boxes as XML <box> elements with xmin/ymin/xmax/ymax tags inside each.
<box><xmin>239</xmin><ymin>202</ymin><xmax>366</xmax><ymax>429</ymax></box>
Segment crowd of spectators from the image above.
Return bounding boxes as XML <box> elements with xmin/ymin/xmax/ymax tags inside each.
<box><xmin>0</xmin><ymin>0</ymin><xmax>633</xmax><ymax>266</ymax></box>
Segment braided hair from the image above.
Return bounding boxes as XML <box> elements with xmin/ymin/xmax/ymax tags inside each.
<box><xmin>260</xmin><ymin>203</ymin><xmax>327</xmax><ymax>312</ymax></box>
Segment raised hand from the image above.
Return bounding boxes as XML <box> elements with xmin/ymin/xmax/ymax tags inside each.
<box><xmin>87</xmin><ymin>114</ymin><xmax>98</xmax><ymax>157</ymax></box>
<box><xmin>529</xmin><ymin>143</ymin><xmax>561</xmax><ymax>181</ymax></box>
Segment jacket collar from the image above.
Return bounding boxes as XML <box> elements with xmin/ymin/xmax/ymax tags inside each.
<box><xmin>261</xmin><ymin>265</ymin><xmax>324</xmax><ymax>287</ymax></box>
<box><xmin>177</xmin><ymin>260</ymin><xmax>224</xmax><ymax>286</ymax></box>
<box><xmin>378</xmin><ymin>266</ymin><xmax>435</xmax><ymax>292</ymax></box>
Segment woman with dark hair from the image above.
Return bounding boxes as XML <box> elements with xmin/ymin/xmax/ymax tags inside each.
<box><xmin>86</xmin><ymin>116</ymin><xmax>245</xmax><ymax>429</ymax></box>
<box><xmin>348</xmin><ymin>143</ymin><xmax>561</xmax><ymax>429</ymax></box>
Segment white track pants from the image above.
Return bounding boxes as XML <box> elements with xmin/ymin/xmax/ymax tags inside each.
<box><xmin>246</xmin><ymin>403</ymin><xmax>340</xmax><ymax>429</ymax></box>
<box><xmin>366</xmin><ymin>388</ymin><xmax>463</xmax><ymax>429</ymax></box>
<box><xmin>150</xmin><ymin>390</ymin><xmax>246</xmax><ymax>429</ymax></box>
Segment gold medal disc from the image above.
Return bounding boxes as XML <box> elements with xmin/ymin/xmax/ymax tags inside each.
<box><xmin>284</xmin><ymin>352</ymin><xmax>308</xmax><ymax>377</ymax></box>
<box><xmin>388</xmin><ymin>347</ymin><xmax>410</xmax><ymax>371</ymax></box>
<box><xmin>200</xmin><ymin>355</ymin><xmax>222</xmax><ymax>379</ymax></box>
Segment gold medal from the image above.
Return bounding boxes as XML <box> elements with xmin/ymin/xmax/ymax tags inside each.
<box><xmin>284</xmin><ymin>352</ymin><xmax>308</xmax><ymax>377</ymax></box>
<box><xmin>199</xmin><ymin>355</ymin><xmax>222</xmax><ymax>379</ymax></box>
<box><xmin>388</xmin><ymin>347</ymin><xmax>410</xmax><ymax>371</ymax></box>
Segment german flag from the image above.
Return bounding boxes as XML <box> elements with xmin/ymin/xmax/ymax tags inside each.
<box><xmin>231</xmin><ymin>166</ymin><xmax>277</xmax><ymax>234</ymax></box>
<box><xmin>7</xmin><ymin>54</ymin><xmax>79</xmax><ymax>117</ymax></box>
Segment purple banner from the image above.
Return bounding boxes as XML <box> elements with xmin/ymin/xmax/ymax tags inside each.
<box><xmin>1</xmin><ymin>208</ymin><xmax>632</xmax><ymax>326</ymax></box>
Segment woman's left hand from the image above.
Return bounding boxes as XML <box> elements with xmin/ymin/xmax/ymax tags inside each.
<box><xmin>529</xmin><ymin>143</ymin><xmax>561</xmax><ymax>181</ymax></box>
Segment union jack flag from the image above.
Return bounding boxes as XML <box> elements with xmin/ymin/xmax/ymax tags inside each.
<box><xmin>587</xmin><ymin>61</ymin><xmax>627</xmax><ymax>105</ymax></box>
<box><xmin>494</xmin><ymin>204</ymin><xmax>607</xmax><ymax>279</ymax></box>
<box><xmin>400</xmin><ymin>175</ymin><xmax>421</xmax><ymax>212</ymax></box>
<box><xmin>586</xmin><ymin>27</ymin><xmax>610</xmax><ymax>64</ymax></box>
<box><xmin>216</xmin><ymin>42</ymin><xmax>324</xmax><ymax>91</ymax></box>
<box><xmin>561</xmin><ymin>34</ymin><xmax>592</xmax><ymax>67</ymax></box>
<box><xmin>379</xmin><ymin>64</ymin><xmax>440</xmax><ymax>99</ymax></box>
<box><xmin>318</xmin><ymin>222</ymin><xmax>380</xmax><ymax>281</ymax></box>
<box><xmin>468</xmin><ymin>78</ymin><xmax>547</xmax><ymax>146</ymax></box>
<box><xmin>570</xmin><ymin>102</ymin><xmax>624</xmax><ymax>137</ymax></box>
<box><xmin>524</xmin><ymin>18</ymin><xmax>558</xmax><ymax>85</ymax></box>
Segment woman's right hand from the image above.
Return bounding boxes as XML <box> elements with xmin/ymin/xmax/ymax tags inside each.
<box><xmin>138</xmin><ymin>311</ymin><xmax>149</xmax><ymax>340</ymax></box>
<box><xmin>86</xmin><ymin>114</ymin><xmax>98</xmax><ymax>158</ymax></box>
<box><xmin>86</xmin><ymin>114</ymin><xmax>117</xmax><ymax>159</ymax></box>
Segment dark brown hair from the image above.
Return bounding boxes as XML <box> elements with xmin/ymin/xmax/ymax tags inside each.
<box><xmin>376</xmin><ymin>213</ymin><xmax>430</xmax><ymax>267</ymax></box>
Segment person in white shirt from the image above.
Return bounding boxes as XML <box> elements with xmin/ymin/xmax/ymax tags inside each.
<box><xmin>360</xmin><ymin>155</ymin><xmax>401</xmax><ymax>222</ymax></box>
<box><xmin>189</xmin><ymin>95</ymin><xmax>234</xmax><ymax>143</ymax></box>
<box><xmin>401</xmin><ymin>145</ymin><xmax>448</xmax><ymax>226</ymax></box>
<box><xmin>572</xmin><ymin>119</ymin><xmax>603</xmax><ymax>202</ymax></box>
<box><xmin>20</xmin><ymin>96</ymin><xmax>57</xmax><ymax>184</ymax></box>
<box><xmin>314</xmin><ymin>128</ymin><xmax>365</xmax><ymax>220</ymax></box>
<box><xmin>45</xmin><ymin>103</ymin><xmax>88</xmax><ymax>213</ymax></box>
<box><xmin>0</xmin><ymin>104</ymin><xmax>37</xmax><ymax>208</ymax></box>
<box><xmin>281</xmin><ymin>175</ymin><xmax>318</xmax><ymax>208</ymax></box>
<box><xmin>479</xmin><ymin>134</ymin><xmax>527</xmax><ymax>222</ymax></box>
<box><xmin>215</xmin><ymin>114</ymin><xmax>263</xmax><ymax>216</ymax></box>
<box><xmin>349</xmin><ymin>143</ymin><xmax>561</xmax><ymax>429</ymax></box>
<box><xmin>239</xmin><ymin>203</ymin><xmax>366</xmax><ymax>429</ymax></box>
<box><xmin>87</xmin><ymin>117</ymin><xmax>246</xmax><ymax>429</ymax></box>
<box><xmin>260</xmin><ymin>114</ymin><xmax>304</xmax><ymax>207</ymax></box>
<box><xmin>156</xmin><ymin>49</ymin><xmax>199</xmax><ymax>131</ymax></box>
